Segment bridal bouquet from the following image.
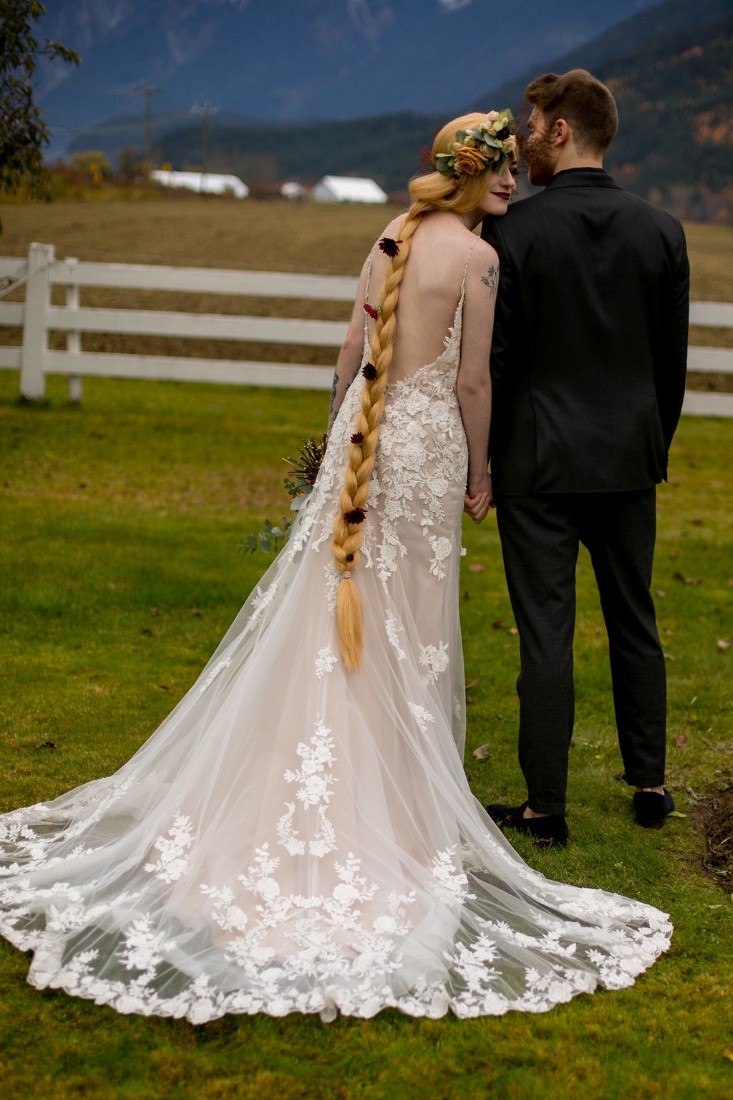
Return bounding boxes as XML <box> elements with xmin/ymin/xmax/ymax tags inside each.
<box><xmin>241</xmin><ymin>434</ymin><xmax>326</xmax><ymax>555</ymax></box>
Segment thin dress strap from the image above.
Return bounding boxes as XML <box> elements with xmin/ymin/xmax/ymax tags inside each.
<box><xmin>364</xmin><ymin>253</ymin><xmax>373</xmax><ymax>299</ymax></box>
<box><xmin>362</xmin><ymin>254</ymin><xmax>374</xmax><ymax>356</ymax></box>
<box><xmin>460</xmin><ymin>237</ymin><xmax>479</xmax><ymax>292</ymax></box>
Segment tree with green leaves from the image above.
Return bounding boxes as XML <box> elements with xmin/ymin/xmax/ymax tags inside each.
<box><xmin>0</xmin><ymin>0</ymin><xmax>79</xmax><ymax>217</ymax></box>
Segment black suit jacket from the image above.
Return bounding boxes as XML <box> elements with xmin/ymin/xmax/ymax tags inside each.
<box><xmin>481</xmin><ymin>168</ymin><xmax>689</xmax><ymax>496</ymax></box>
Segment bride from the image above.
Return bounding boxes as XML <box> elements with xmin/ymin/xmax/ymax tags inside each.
<box><xmin>0</xmin><ymin>111</ymin><xmax>671</xmax><ymax>1024</ymax></box>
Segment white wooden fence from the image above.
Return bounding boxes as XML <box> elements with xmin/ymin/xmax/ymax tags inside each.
<box><xmin>1</xmin><ymin>242</ymin><xmax>732</xmax><ymax>415</ymax></box>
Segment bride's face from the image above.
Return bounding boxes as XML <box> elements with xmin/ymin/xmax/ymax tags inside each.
<box><xmin>476</xmin><ymin>162</ymin><xmax>517</xmax><ymax>217</ymax></box>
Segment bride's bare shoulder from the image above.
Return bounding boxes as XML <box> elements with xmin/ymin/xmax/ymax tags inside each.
<box><xmin>373</xmin><ymin>214</ymin><xmax>407</xmax><ymax>247</ymax></box>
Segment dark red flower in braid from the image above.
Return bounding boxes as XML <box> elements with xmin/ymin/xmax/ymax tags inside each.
<box><xmin>378</xmin><ymin>236</ymin><xmax>401</xmax><ymax>257</ymax></box>
<box><xmin>362</xmin><ymin>363</ymin><xmax>377</xmax><ymax>380</ymax></box>
<box><xmin>363</xmin><ymin>303</ymin><xmax>380</xmax><ymax>320</ymax></box>
<box><xmin>350</xmin><ymin>432</ymin><xmax>364</xmax><ymax>444</ymax></box>
<box><xmin>344</xmin><ymin>507</ymin><xmax>366</xmax><ymax>525</ymax></box>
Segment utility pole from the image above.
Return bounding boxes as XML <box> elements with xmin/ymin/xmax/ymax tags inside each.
<box><xmin>140</xmin><ymin>84</ymin><xmax>159</xmax><ymax>166</ymax></box>
<box><xmin>191</xmin><ymin>103</ymin><xmax>220</xmax><ymax>178</ymax></box>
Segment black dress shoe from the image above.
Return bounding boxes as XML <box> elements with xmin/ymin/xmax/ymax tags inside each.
<box><xmin>633</xmin><ymin>788</ymin><xmax>675</xmax><ymax>828</ymax></box>
<box><xmin>486</xmin><ymin>800</ymin><xmax>569</xmax><ymax>847</ymax></box>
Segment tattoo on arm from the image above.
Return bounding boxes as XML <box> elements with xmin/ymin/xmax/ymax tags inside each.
<box><xmin>480</xmin><ymin>265</ymin><xmax>499</xmax><ymax>297</ymax></box>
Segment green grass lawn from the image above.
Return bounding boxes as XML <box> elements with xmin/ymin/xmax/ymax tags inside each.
<box><xmin>0</xmin><ymin>371</ymin><xmax>731</xmax><ymax>1100</ymax></box>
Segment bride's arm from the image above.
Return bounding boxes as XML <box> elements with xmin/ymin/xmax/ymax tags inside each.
<box><xmin>326</xmin><ymin>255</ymin><xmax>372</xmax><ymax>437</ymax></box>
<box><xmin>457</xmin><ymin>239</ymin><xmax>497</xmax><ymax>523</ymax></box>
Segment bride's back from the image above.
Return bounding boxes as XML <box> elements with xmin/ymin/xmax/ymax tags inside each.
<box><xmin>369</xmin><ymin>211</ymin><xmax>477</xmax><ymax>384</ymax></box>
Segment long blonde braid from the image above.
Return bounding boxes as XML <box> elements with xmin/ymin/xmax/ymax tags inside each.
<box><xmin>331</xmin><ymin>206</ymin><xmax>426</xmax><ymax>669</ymax></box>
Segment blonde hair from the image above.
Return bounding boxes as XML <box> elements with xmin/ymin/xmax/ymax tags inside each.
<box><xmin>331</xmin><ymin>112</ymin><xmax>506</xmax><ymax>669</ymax></box>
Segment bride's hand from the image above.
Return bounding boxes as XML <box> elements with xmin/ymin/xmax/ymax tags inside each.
<box><xmin>463</xmin><ymin>474</ymin><xmax>494</xmax><ymax>523</ymax></box>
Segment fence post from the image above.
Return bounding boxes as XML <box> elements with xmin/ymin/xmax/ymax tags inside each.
<box><xmin>19</xmin><ymin>242</ymin><xmax>54</xmax><ymax>403</ymax></box>
<box><xmin>65</xmin><ymin>257</ymin><xmax>82</xmax><ymax>404</ymax></box>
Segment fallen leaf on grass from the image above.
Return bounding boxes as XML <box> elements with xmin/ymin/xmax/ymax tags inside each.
<box><xmin>674</xmin><ymin>735</ymin><xmax>687</xmax><ymax>748</ymax></box>
<box><xmin>465</xmin><ymin>677</ymin><xmax>480</xmax><ymax>690</ymax></box>
<box><xmin>724</xmin><ymin>1050</ymin><xmax>733</xmax><ymax>1063</ymax></box>
<box><xmin>655</xmin><ymin>589</ymin><xmax>666</xmax><ymax>598</ymax></box>
<box><xmin>467</xmin><ymin>562</ymin><xmax>486</xmax><ymax>573</ymax></box>
<box><xmin>664</xmin><ymin>653</ymin><xmax>676</xmax><ymax>661</ymax></box>
<box><xmin>673</xmin><ymin>572</ymin><xmax>702</xmax><ymax>586</ymax></box>
<box><xmin>717</xmin><ymin>639</ymin><xmax>732</xmax><ymax>653</ymax></box>
<box><xmin>667</xmin><ymin>810</ymin><xmax>687</xmax><ymax>818</ymax></box>
<box><xmin>490</xmin><ymin>620</ymin><xmax>505</xmax><ymax>630</ymax></box>
<box><xmin>508</xmin><ymin>627</ymin><xmax>518</xmax><ymax>635</ymax></box>
<box><xmin>473</xmin><ymin>743</ymin><xmax>491</xmax><ymax>761</ymax></box>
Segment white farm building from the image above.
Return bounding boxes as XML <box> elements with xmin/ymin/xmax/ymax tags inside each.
<box><xmin>312</xmin><ymin>175</ymin><xmax>388</xmax><ymax>204</ymax></box>
<box><xmin>150</xmin><ymin>170</ymin><xmax>249</xmax><ymax>199</ymax></box>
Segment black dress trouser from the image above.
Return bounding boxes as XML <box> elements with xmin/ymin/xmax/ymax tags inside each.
<box><xmin>495</xmin><ymin>487</ymin><xmax>667</xmax><ymax>814</ymax></box>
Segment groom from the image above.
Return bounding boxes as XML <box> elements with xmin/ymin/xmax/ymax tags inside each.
<box><xmin>480</xmin><ymin>69</ymin><xmax>689</xmax><ymax>846</ymax></box>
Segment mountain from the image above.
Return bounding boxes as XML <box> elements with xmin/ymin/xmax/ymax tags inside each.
<box><xmin>472</xmin><ymin>0</ymin><xmax>732</xmax><ymax>219</ymax></box>
<box><xmin>40</xmin><ymin>0</ymin><xmax>661</xmax><ymax>156</ymax></box>
<box><xmin>56</xmin><ymin>0</ymin><xmax>732</xmax><ymax>220</ymax></box>
<box><xmin>470</xmin><ymin>0</ymin><xmax>730</xmax><ymax>110</ymax></box>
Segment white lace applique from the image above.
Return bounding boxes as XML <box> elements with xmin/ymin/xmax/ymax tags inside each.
<box><xmin>385</xmin><ymin>614</ymin><xmax>406</xmax><ymax>661</ymax></box>
<box><xmin>144</xmin><ymin>814</ymin><xmax>193</xmax><ymax>883</ymax></box>
<box><xmin>360</xmin><ymin>538</ymin><xmax>375</xmax><ymax>572</ymax></box>
<box><xmin>199</xmin><ymin>883</ymin><xmax>249</xmax><ymax>933</ymax></box>
<box><xmin>420</xmin><ymin>502</ymin><xmax>446</xmax><ymax>535</ymax></box>
<box><xmin>249</xmin><ymin>581</ymin><xmax>279</xmax><ymax>628</ymax></box>
<box><xmin>0</xmin><ymin>777</ymin><xmax>136</xmax><ymax>877</ymax></box>
<box><xmin>431</xmin><ymin>846</ymin><xmax>475</xmax><ymax>904</ymax></box>
<box><xmin>277</xmin><ymin>718</ymin><xmax>338</xmax><ymax>858</ymax></box>
<box><xmin>323</xmin><ymin>562</ymin><xmax>340</xmax><ymax>612</ymax></box>
<box><xmin>0</xmin><ymin>819</ymin><xmax>39</xmax><ymax>845</ymax></box>
<box><xmin>119</xmin><ymin>917</ymin><xmax>176</xmax><ymax>978</ymax></box>
<box><xmin>377</xmin><ymin>538</ymin><xmax>403</xmax><ymax>584</ymax></box>
<box><xmin>207</xmin><ymin>845</ymin><xmax>418</xmax><ymax>989</ymax></box>
<box><xmin>315</xmin><ymin>647</ymin><xmax>337</xmax><ymax>679</ymax></box>
<box><xmin>199</xmin><ymin>657</ymin><xmax>232</xmax><ymax>693</ymax></box>
<box><xmin>429</xmin><ymin>536</ymin><xmax>453</xmax><ymax>580</ymax></box>
<box><xmin>418</xmin><ymin>641</ymin><xmax>449</xmax><ymax>684</ymax></box>
<box><xmin>408</xmin><ymin>703</ymin><xmax>435</xmax><ymax>734</ymax></box>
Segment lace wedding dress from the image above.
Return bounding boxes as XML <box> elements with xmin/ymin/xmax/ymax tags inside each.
<box><xmin>0</xmin><ymin>256</ymin><xmax>672</xmax><ymax>1024</ymax></box>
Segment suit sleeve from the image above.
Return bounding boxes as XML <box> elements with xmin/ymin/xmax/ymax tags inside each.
<box><xmin>656</xmin><ymin>224</ymin><xmax>690</xmax><ymax>452</ymax></box>
<box><xmin>480</xmin><ymin>215</ymin><xmax>514</xmax><ymax>400</ymax></box>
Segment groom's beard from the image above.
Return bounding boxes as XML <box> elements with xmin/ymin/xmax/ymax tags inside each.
<box><xmin>524</xmin><ymin>132</ymin><xmax>557</xmax><ymax>187</ymax></box>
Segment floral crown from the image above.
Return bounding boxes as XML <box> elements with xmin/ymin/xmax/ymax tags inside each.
<box><xmin>435</xmin><ymin>110</ymin><xmax>517</xmax><ymax>180</ymax></box>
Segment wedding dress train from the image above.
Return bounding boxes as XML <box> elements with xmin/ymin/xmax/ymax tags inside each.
<box><xmin>0</xmin><ymin>265</ymin><xmax>671</xmax><ymax>1023</ymax></box>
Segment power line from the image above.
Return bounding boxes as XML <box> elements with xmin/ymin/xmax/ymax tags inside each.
<box><xmin>139</xmin><ymin>84</ymin><xmax>160</xmax><ymax>164</ymax></box>
<box><xmin>191</xmin><ymin>103</ymin><xmax>221</xmax><ymax>176</ymax></box>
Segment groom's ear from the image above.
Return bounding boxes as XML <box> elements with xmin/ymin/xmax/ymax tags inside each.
<box><xmin>550</xmin><ymin>118</ymin><xmax>572</xmax><ymax>147</ymax></box>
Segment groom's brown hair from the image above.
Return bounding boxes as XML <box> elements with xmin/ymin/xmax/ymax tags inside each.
<box><xmin>525</xmin><ymin>69</ymin><xmax>618</xmax><ymax>155</ymax></box>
